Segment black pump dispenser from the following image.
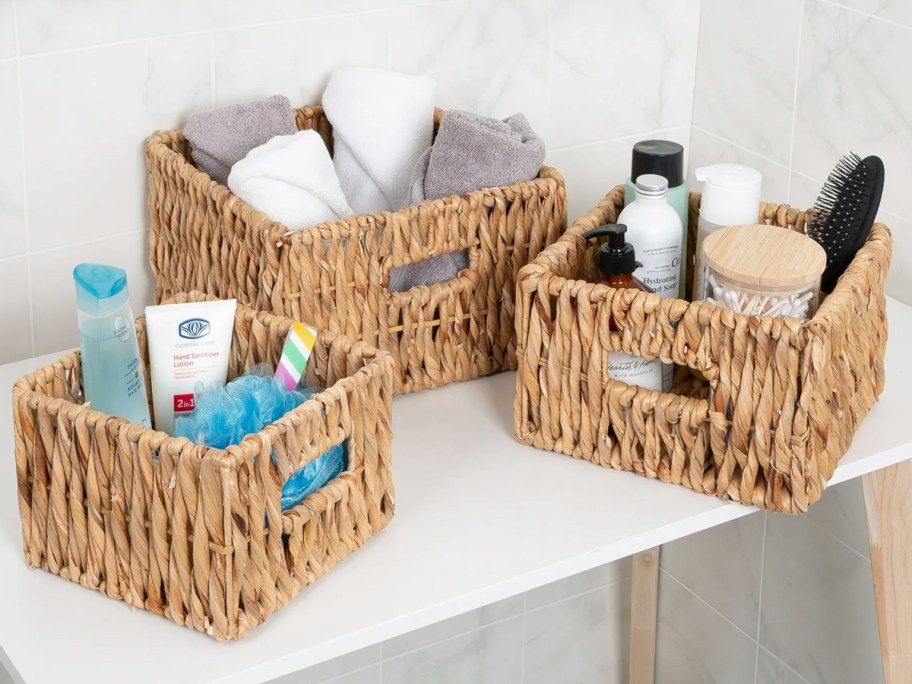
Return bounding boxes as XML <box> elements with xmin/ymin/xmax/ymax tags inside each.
<box><xmin>582</xmin><ymin>224</ymin><xmax>642</xmax><ymax>276</ymax></box>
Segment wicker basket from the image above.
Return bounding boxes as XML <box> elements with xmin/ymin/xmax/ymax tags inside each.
<box><xmin>146</xmin><ymin>106</ymin><xmax>567</xmax><ymax>394</ymax></box>
<box><xmin>514</xmin><ymin>186</ymin><xmax>892</xmax><ymax>513</ymax></box>
<box><xmin>13</xmin><ymin>293</ymin><xmax>395</xmax><ymax>640</ymax></box>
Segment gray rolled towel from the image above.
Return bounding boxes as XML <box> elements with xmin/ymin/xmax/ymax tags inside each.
<box><xmin>389</xmin><ymin>111</ymin><xmax>546</xmax><ymax>292</ymax></box>
<box><xmin>183</xmin><ymin>95</ymin><xmax>298</xmax><ymax>185</ymax></box>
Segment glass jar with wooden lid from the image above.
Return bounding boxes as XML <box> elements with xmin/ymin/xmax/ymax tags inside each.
<box><xmin>702</xmin><ymin>224</ymin><xmax>827</xmax><ymax>319</ymax></box>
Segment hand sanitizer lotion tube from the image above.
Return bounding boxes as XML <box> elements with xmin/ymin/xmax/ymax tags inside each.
<box><xmin>617</xmin><ymin>174</ymin><xmax>683</xmax><ymax>391</ymax></box>
<box><xmin>73</xmin><ymin>263</ymin><xmax>151</xmax><ymax>427</ymax></box>
<box><xmin>145</xmin><ymin>299</ymin><xmax>237</xmax><ymax>435</ymax></box>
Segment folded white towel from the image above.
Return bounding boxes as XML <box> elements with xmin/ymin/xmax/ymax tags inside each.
<box><xmin>322</xmin><ymin>67</ymin><xmax>436</xmax><ymax>214</ymax></box>
<box><xmin>227</xmin><ymin>131</ymin><xmax>353</xmax><ymax>230</ymax></box>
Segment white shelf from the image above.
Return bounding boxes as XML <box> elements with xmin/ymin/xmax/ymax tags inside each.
<box><xmin>2</xmin><ymin>298</ymin><xmax>910</xmax><ymax>684</ymax></box>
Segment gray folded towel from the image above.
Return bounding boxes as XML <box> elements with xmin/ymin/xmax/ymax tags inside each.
<box><xmin>408</xmin><ymin>111</ymin><xmax>546</xmax><ymax>204</ymax></box>
<box><xmin>389</xmin><ymin>111</ymin><xmax>546</xmax><ymax>293</ymax></box>
<box><xmin>183</xmin><ymin>95</ymin><xmax>298</xmax><ymax>185</ymax></box>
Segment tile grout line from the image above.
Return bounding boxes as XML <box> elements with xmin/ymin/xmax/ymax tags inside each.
<box><xmin>544</xmin><ymin>0</ymin><xmax>553</xmax><ymax>146</ymax></box>
<box><xmin>692</xmin><ymin>124</ymin><xmax>791</xmax><ymax>171</ymax></box>
<box><xmin>525</xmin><ymin>569</ymin><xmax>632</xmax><ymax>612</ymax></box>
<box><xmin>817</xmin><ymin>0</ymin><xmax>912</xmax><ymax>31</ymax></box>
<box><xmin>21</xmin><ymin>228</ymin><xmax>148</xmax><ymax>259</ymax></box>
<box><xmin>687</xmin><ymin>0</ymin><xmax>707</xmax><ymax>168</ymax></box>
<box><xmin>520</xmin><ymin>592</ymin><xmax>528</xmax><ymax>684</ymax></box>
<box><xmin>378</xmin><ymin>610</ymin><xmax>521</xmax><ymax>663</ymax></box>
<box><xmin>549</xmin><ymin>125</ymin><xmax>692</xmax><ymax>154</ymax></box>
<box><xmin>13</xmin><ymin>4</ymin><xmax>436</xmax><ymax>62</ymax></box>
<box><xmin>752</xmin><ymin>512</ymin><xmax>769</xmax><ymax>684</ymax></box>
<box><xmin>786</xmin><ymin>0</ymin><xmax>806</xmax><ymax>201</ymax></box>
<box><xmin>209</xmin><ymin>32</ymin><xmax>215</xmax><ymax>107</ymax></box>
<box><xmin>660</xmin><ymin>568</ymin><xmax>758</xmax><ymax>644</ymax></box>
<box><xmin>12</xmin><ymin>0</ymin><xmax>35</xmax><ymax>357</ymax></box>
<box><xmin>757</xmin><ymin>644</ymin><xmax>814</xmax><ymax>684</ymax></box>
<box><xmin>381</xmin><ymin>579</ymin><xmax>626</xmax><ymax>664</ymax></box>
<box><xmin>689</xmin><ymin>0</ymin><xmax>706</xmax><ymax>136</ymax></box>
<box><xmin>804</xmin><ymin>515</ymin><xmax>871</xmax><ymax>563</ymax></box>
<box><xmin>321</xmin><ymin>662</ymin><xmax>381</xmax><ymax>684</ymax></box>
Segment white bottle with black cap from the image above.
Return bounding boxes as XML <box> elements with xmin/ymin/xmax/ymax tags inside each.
<box><xmin>617</xmin><ymin>174</ymin><xmax>683</xmax><ymax>391</ymax></box>
<box><xmin>625</xmin><ymin>140</ymin><xmax>689</xmax><ymax>290</ymax></box>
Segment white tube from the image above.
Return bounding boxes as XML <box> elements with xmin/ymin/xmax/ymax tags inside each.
<box><xmin>145</xmin><ymin>299</ymin><xmax>237</xmax><ymax>435</ymax></box>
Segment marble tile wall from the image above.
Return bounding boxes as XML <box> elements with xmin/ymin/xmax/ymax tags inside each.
<box><xmin>659</xmin><ymin>481</ymin><xmax>883</xmax><ymax>684</ymax></box>
<box><xmin>265</xmin><ymin>559</ymin><xmax>632</xmax><ymax>684</ymax></box>
<box><xmin>0</xmin><ymin>0</ymin><xmax>702</xmax><ymax>364</ymax></box>
<box><xmin>691</xmin><ymin>0</ymin><xmax>912</xmax><ymax>305</ymax></box>
<box><xmin>687</xmin><ymin>1</ymin><xmax>904</xmax><ymax>681</ymax></box>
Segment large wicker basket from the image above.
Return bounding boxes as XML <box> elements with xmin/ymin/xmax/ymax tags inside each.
<box><xmin>13</xmin><ymin>293</ymin><xmax>395</xmax><ymax>640</ymax></box>
<box><xmin>146</xmin><ymin>106</ymin><xmax>566</xmax><ymax>394</ymax></box>
<box><xmin>514</xmin><ymin>186</ymin><xmax>892</xmax><ymax>513</ymax></box>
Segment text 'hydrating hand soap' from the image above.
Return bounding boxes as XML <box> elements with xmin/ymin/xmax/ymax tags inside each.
<box><xmin>617</xmin><ymin>175</ymin><xmax>683</xmax><ymax>391</ymax></box>
<box><xmin>618</xmin><ymin>174</ymin><xmax>684</xmax><ymax>299</ymax></box>
<box><xmin>625</xmin><ymin>140</ymin><xmax>689</xmax><ymax>289</ymax></box>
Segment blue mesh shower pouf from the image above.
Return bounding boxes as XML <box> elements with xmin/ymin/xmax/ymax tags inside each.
<box><xmin>174</xmin><ymin>369</ymin><xmax>347</xmax><ymax>510</ymax></box>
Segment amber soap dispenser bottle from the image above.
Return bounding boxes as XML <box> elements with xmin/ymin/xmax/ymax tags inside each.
<box><xmin>582</xmin><ymin>224</ymin><xmax>664</xmax><ymax>391</ymax></box>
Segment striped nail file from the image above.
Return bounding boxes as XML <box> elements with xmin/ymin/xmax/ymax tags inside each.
<box><xmin>276</xmin><ymin>321</ymin><xmax>318</xmax><ymax>390</ymax></box>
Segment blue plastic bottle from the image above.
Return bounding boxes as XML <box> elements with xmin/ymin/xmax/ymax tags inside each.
<box><xmin>73</xmin><ymin>264</ymin><xmax>151</xmax><ymax>427</ymax></box>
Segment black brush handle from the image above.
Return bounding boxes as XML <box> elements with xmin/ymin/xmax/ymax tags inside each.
<box><xmin>855</xmin><ymin>155</ymin><xmax>884</xmax><ymax>253</ymax></box>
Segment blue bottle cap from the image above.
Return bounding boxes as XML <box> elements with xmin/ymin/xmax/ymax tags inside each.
<box><xmin>73</xmin><ymin>263</ymin><xmax>129</xmax><ymax>316</ymax></box>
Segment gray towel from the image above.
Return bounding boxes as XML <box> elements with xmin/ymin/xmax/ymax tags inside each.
<box><xmin>183</xmin><ymin>95</ymin><xmax>298</xmax><ymax>185</ymax></box>
<box><xmin>389</xmin><ymin>111</ymin><xmax>546</xmax><ymax>292</ymax></box>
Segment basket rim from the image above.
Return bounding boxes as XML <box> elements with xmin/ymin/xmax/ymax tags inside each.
<box><xmin>518</xmin><ymin>184</ymin><xmax>893</xmax><ymax>332</ymax></box>
<box><xmin>12</xmin><ymin>296</ymin><xmax>395</xmax><ymax>470</ymax></box>
<box><xmin>145</xmin><ymin>103</ymin><xmax>566</xmax><ymax>247</ymax></box>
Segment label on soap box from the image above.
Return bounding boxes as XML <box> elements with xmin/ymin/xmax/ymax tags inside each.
<box><xmin>608</xmin><ymin>351</ymin><xmax>664</xmax><ymax>391</ymax></box>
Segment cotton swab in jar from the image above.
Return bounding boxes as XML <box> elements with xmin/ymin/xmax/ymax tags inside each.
<box><xmin>705</xmin><ymin>273</ymin><xmax>815</xmax><ymax>318</ymax></box>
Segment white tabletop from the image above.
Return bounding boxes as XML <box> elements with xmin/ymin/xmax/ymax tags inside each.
<box><xmin>2</xmin><ymin>298</ymin><xmax>911</xmax><ymax>684</ymax></box>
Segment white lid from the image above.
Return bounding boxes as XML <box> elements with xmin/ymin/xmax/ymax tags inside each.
<box><xmin>694</xmin><ymin>164</ymin><xmax>762</xmax><ymax>227</ymax></box>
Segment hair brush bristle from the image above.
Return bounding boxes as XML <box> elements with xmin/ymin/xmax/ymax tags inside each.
<box><xmin>805</xmin><ymin>152</ymin><xmax>884</xmax><ymax>292</ymax></box>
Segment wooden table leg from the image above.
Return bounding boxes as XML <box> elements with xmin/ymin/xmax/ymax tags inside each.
<box><xmin>630</xmin><ymin>546</ymin><xmax>660</xmax><ymax>684</ymax></box>
<box><xmin>863</xmin><ymin>461</ymin><xmax>912</xmax><ymax>684</ymax></box>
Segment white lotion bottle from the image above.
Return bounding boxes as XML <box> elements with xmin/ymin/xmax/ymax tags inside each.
<box><xmin>692</xmin><ymin>163</ymin><xmax>762</xmax><ymax>299</ymax></box>
<box><xmin>617</xmin><ymin>174</ymin><xmax>683</xmax><ymax>391</ymax></box>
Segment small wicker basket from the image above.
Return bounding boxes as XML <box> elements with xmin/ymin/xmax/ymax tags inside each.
<box><xmin>514</xmin><ymin>186</ymin><xmax>892</xmax><ymax>513</ymax></box>
<box><xmin>146</xmin><ymin>106</ymin><xmax>567</xmax><ymax>394</ymax></box>
<box><xmin>12</xmin><ymin>293</ymin><xmax>395</xmax><ymax>640</ymax></box>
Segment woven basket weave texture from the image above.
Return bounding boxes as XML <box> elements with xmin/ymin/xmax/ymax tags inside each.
<box><xmin>514</xmin><ymin>186</ymin><xmax>892</xmax><ymax>514</ymax></box>
<box><xmin>146</xmin><ymin>106</ymin><xmax>567</xmax><ymax>394</ymax></box>
<box><xmin>13</xmin><ymin>292</ymin><xmax>395</xmax><ymax>640</ymax></box>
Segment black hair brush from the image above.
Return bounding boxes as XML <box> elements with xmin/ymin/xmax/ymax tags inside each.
<box><xmin>805</xmin><ymin>152</ymin><xmax>884</xmax><ymax>293</ymax></box>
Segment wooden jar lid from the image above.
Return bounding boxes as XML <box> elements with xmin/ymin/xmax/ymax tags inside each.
<box><xmin>702</xmin><ymin>224</ymin><xmax>827</xmax><ymax>288</ymax></box>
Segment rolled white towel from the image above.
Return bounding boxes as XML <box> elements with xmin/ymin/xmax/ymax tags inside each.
<box><xmin>322</xmin><ymin>67</ymin><xmax>436</xmax><ymax>214</ymax></box>
<box><xmin>228</xmin><ymin>130</ymin><xmax>353</xmax><ymax>230</ymax></box>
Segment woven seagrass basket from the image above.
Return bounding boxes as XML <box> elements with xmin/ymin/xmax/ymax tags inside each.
<box><xmin>13</xmin><ymin>293</ymin><xmax>395</xmax><ymax>640</ymax></box>
<box><xmin>514</xmin><ymin>185</ymin><xmax>892</xmax><ymax>513</ymax></box>
<box><xmin>146</xmin><ymin>106</ymin><xmax>567</xmax><ymax>394</ymax></box>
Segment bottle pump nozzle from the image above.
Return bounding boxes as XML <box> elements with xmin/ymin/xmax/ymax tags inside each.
<box><xmin>582</xmin><ymin>224</ymin><xmax>642</xmax><ymax>276</ymax></box>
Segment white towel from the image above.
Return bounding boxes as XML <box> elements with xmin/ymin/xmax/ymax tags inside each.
<box><xmin>227</xmin><ymin>131</ymin><xmax>353</xmax><ymax>230</ymax></box>
<box><xmin>322</xmin><ymin>68</ymin><xmax>436</xmax><ymax>214</ymax></box>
